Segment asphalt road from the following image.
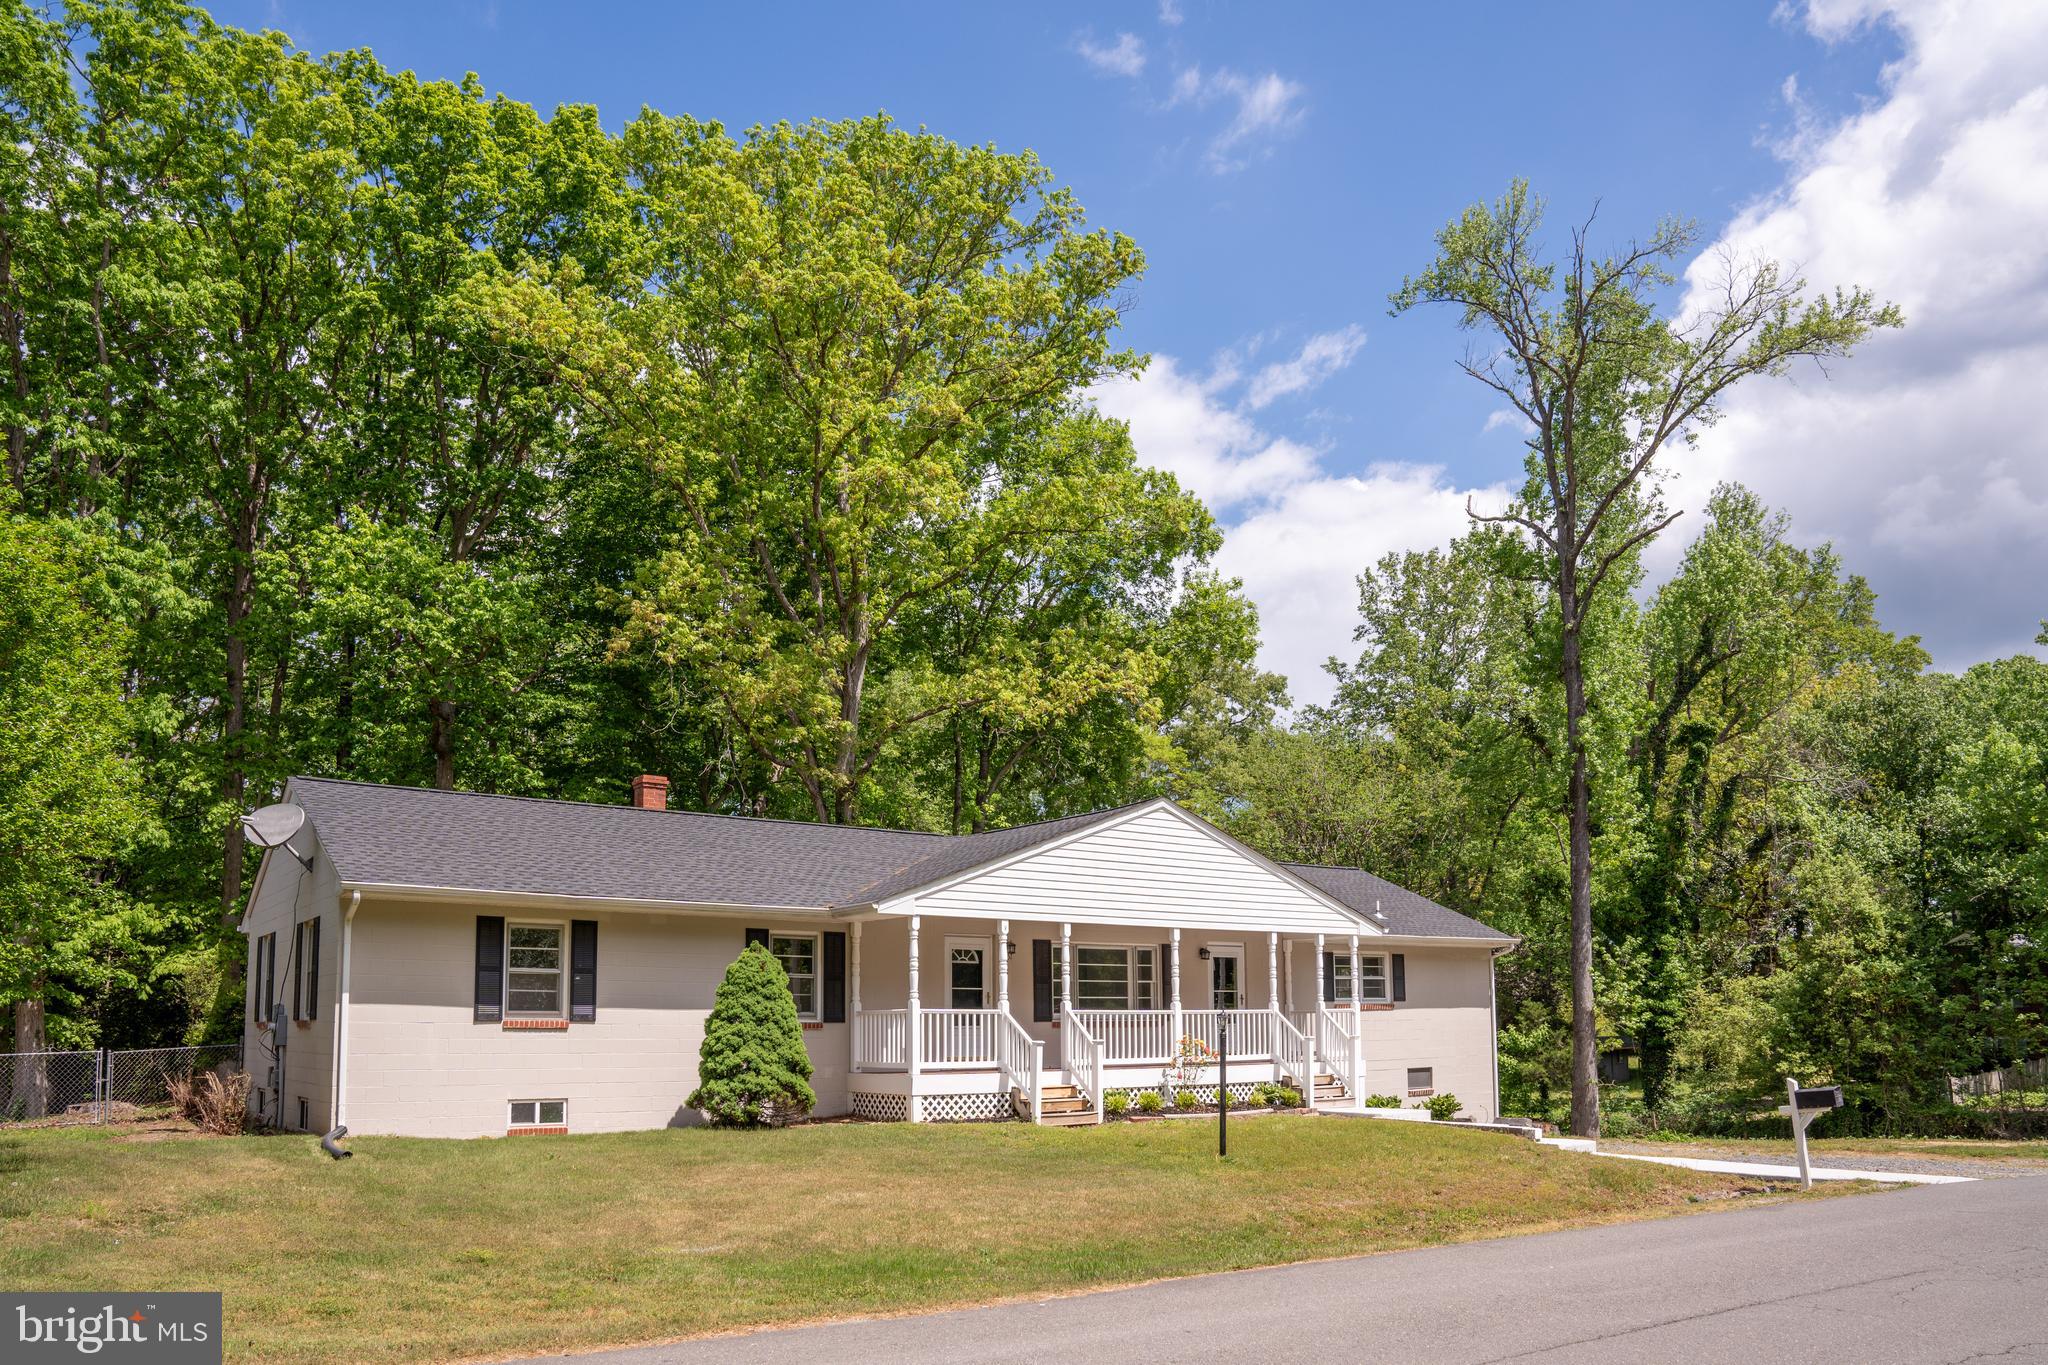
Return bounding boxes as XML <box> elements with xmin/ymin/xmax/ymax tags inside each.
<box><xmin>552</xmin><ymin>1176</ymin><xmax>2048</xmax><ymax>1365</ymax></box>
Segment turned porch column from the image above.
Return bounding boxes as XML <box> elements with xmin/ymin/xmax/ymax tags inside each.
<box><xmin>907</xmin><ymin>914</ymin><xmax>923</xmax><ymax>1121</ymax></box>
<box><xmin>848</xmin><ymin>920</ymin><xmax>863</xmax><ymax>1075</ymax></box>
<box><xmin>997</xmin><ymin>918</ymin><xmax>1010</xmax><ymax>1015</ymax></box>
<box><xmin>1268</xmin><ymin>931</ymin><xmax>1283</xmax><ymax>1083</ymax></box>
<box><xmin>1060</xmin><ymin>922</ymin><xmax>1073</xmax><ymax>1014</ymax></box>
<box><xmin>1169</xmin><ymin>927</ymin><xmax>1184</xmax><ymax>1048</ymax></box>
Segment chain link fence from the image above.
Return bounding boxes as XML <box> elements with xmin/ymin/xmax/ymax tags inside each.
<box><xmin>0</xmin><ymin>1044</ymin><xmax>244</xmax><ymax>1126</ymax></box>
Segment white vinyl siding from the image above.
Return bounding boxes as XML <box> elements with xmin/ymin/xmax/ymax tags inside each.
<box><xmin>905</xmin><ymin>804</ymin><xmax>1371</xmax><ymax>934</ymax></box>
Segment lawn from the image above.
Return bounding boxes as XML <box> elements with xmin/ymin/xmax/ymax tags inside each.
<box><xmin>5</xmin><ymin>1114</ymin><xmax>1818</xmax><ymax>1364</ymax></box>
<box><xmin>1619</xmin><ymin>1134</ymin><xmax>2048</xmax><ymax>1163</ymax></box>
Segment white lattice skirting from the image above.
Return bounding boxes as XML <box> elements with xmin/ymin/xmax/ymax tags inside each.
<box><xmin>849</xmin><ymin>1092</ymin><xmax>909</xmax><ymax>1122</ymax></box>
<box><xmin>920</xmin><ymin>1092</ymin><xmax>1015</xmax><ymax>1123</ymax></box>
<box><xmin>1109</xmin><ymin>1081</ymin><xmax>1264</xmax><ymax>1106</ymax></box>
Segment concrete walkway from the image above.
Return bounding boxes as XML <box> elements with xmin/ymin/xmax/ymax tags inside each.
<box><xmin>1586</xmin><ymin>1147</ymin><xmax>1973</xmax><ymax>1185</ymax></box>
<box><xmin>546</xmin><ymin>1176</ymin><xmax>2048</xmax><ymax>1364</ymax></box>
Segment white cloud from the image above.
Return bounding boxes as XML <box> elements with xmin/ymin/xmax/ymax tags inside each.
<box><xmin>1245</xmin><ymin>325</ymin><xmax>1368</xmax><ymax>410</ymax></box>
<box><xmin>1076</xmin><ymin>31</ymin><xmax>1147</xmax><ymax>78</ymax></box>
<box><xmin>1482</xmin><ymin>408</ymin><xmax>1536</xmax><ymax>437</ymax></box>
<box><xmin>1158</xmin><ymin>0</ymin><xmax>1184</xmax><ymax>26</ymax></box>
<box><xmin>1678</xmin><ymin>0</ymin><xmax>2048</xmax><ymax>669</ymax></box>
<box><xmin>1093</xmin><ymin>343</ymin><xmax>1507</xmax><ymax>705</ymax></box>
<box><xmin>1168</xmin><ymin>66</ymin><xmax>1307</xmax><ymax>172</ymax></box>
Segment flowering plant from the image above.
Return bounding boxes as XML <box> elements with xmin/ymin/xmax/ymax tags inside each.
<box><xmin>1162</xmin><ymin>1033</ymin><xmax>1217</xmax><ymax>1090</ymax></box>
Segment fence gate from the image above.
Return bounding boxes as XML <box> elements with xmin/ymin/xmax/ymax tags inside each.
<box><xmin>0</xmin><ymin>1044</ymin><xmax>243</xmax><ymax>1126</ymax></box>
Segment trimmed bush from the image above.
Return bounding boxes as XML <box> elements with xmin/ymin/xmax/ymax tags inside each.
<box><xmin>1364</xmin><ymin>1093</ymin><xmax>1403</xmax><ymax>1109</ymax></box>
<box><xmin>1104</xmin><ymin>1090</ymin><xmax>1130</xmax><ymax>1117</ymax></box>
<box><xmin>688</xmin><ymin>943</ymin><xmax>816</xmax><ymax>1125</ymax></box>
<box><xmin>1424</xmin><ymin>1093</ymin><xmax>1462</xmax><ymax>1121</ymax></box>
<box><xmin>1174</xmin><ymin>1089</ymin><xmax>1198</xmax><ymax>1112</ymax></box>
<box><xmin>1271</xmin><ymin>1085</ymin><xmax>1303</xmax><ymax>1109</ymax></box>
<box><xmin>1136</xmin><ymin>1090</ymin><xmax>1164</xmax><ymax>1114</ymax></box>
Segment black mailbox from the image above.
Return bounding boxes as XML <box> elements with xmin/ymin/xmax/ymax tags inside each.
<box><xmin>1793</xmin><ymin>1085</ymin><xmax>1843</xmax><ymax>1111</ymax></box>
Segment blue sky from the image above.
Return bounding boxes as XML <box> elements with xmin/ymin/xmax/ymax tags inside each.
<box><xmin>219</xmin><ymin>1</ymin><xmax>2047</xmax><ymax>701</ymax></box>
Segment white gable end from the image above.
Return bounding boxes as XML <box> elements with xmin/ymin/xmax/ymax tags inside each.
<box><xmin>892</xmin><ymin>803</ymin><xmax>1373</xmax><ymax>935</ymax></box>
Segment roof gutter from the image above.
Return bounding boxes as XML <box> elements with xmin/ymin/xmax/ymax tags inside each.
<box><xmin>337</xmin><ymin>882</ymin><xmax>830</xmax><ymax>917</ymax></box>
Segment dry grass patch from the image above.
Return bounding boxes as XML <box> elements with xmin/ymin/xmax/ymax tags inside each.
<box><xmin>4</xmin><ymin>1115</ymin><xmax>1815</xmax><ymax>1364</ymax></box>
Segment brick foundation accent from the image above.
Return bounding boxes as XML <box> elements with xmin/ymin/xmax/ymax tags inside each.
<box><xmin>502</xmin><ymin>1018</ymin><xmax>570</xmax><ymax>1031</ymax></box>
<box><xmin>506</xmin><ymin>1125</ymin><xmax>569</xmax><ymax>1136</ymax></box>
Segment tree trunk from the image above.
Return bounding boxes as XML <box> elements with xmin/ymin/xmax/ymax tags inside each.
<box><xmin>221</xmin><ymin>555</ymin><xmax>252</xmax><ymax>918</ymax></box>
<box><xmin>430</xmin><ymin>699</ymin><xmax>457</xmax><ymax>790</ymax></box>
<box><xmin>1561</xmin><ymin>617</ymin><xmax>1602</xmax><ymax>1138</ymax></box>
<box><xmin>10</xmin><ymin>993</ymin><xmax>50</xmax><ymax>1120</ymax></box>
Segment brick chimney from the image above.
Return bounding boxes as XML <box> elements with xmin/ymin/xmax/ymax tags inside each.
<box><xmin>630</xmin><ymin>774</ymin><xmax>671</xmax><ymax>811</ymax></box>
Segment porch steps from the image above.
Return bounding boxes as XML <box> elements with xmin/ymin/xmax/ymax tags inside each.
<box><xmin>1287</xmin><ymin>1073</ymin><xmax>1351</xmax><ymax>1103</ymax></box>
<box><xmin>1013</xmin><ymin>1083</ymin><xmax>1099</xmax><ymax>1126</ymax></box>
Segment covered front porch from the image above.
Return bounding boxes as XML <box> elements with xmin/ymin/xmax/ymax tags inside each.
<box><xmin>841</xmin><ymin>914</ymin><xmax>1374</xmax><ymax>1124</ymax></box>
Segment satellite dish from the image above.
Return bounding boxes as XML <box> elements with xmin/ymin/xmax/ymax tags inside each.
<box><xmin>240</xmin><ymin>804</ymin><xmax>307</xmax><ymax>849</ymax></box>
<box><xmin>240</xmin><ymin>802</ymin><xmax>314</xmax><ymax>873</ymax></box>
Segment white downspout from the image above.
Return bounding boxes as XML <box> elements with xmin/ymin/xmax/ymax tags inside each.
<box><xmin>330</xmin><ymin>891</ymin><xmax>361</xmax><ymax>1130</ymax></box>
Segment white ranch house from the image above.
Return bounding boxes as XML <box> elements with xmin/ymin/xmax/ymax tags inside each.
<box><xmin>241</xmin><ymin>776</ymin><xmax>1516</xmax><ymax>1136</ymax></box>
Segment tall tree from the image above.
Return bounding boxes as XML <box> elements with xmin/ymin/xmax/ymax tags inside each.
<box><xmin>538</xmin><ymin>114</ymin><xmax>1152</xmax><ymax>823</ymax></box>
<box><xmin>0</xmin><ymin>507</ymin><xmax>140</xmax><ymax>1092</ymax></box>
<box><xmin>1391</xmin><ymin>181</ymin><xmax>1900</xmax><ymax>1134</ymax></box>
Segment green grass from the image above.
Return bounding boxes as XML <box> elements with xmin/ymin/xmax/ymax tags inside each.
<box><xmin>4</xmin><ymin>1116</ymin><xmax>1811</xmax><ymax>1364</ymax></box>
<box><xmin>1619</xmin><ymin>1134</ymin><xmax>2048</xmax><ymax>1162</ymax></box>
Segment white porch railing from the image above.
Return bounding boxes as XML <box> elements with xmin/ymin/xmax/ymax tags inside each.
<box><xmin>854</xmin><ymin>1008</ymin><xmax>909</xmax><ymax>1070</ymax></box>
<box><xmin>921</xmin><ymin>1008</ymin><xmax>1006</xmax><ymax>1070</ymax></box>
<box><xmin>1274</xmin><ymin>1011</ymin><xmax>1314</xmax><ymax>1108</ymax></box>
<box><xmin>1070</xmin><ymin>1009</ymin><xmax>1175</xmax><ymax>1064</ymax></box>
<box><xmin>1181</xmin><ymin>1008</ymin><xmax>1275</xmax><ymax>1062</ymax></box>
<box><xmin>994</xmin><ymin>1010</ymin><xmax>1043</xmax><ymax>1122</ymax></box>
<box><xmin>1060</xmin><ymin>1007</ymin><xmax>1105</xmax><ymax>1121</ymax></box>
<box><xmin>1317</xmin><ymin>1010</ymin><xmax>1357</xmax><ymax>1100</ymax></box>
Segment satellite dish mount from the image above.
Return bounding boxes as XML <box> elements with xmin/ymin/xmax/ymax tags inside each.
<box><xmin>240</xmin><ymin>803</ymin><xmax>314</xmax><ymax>871</ymax></box>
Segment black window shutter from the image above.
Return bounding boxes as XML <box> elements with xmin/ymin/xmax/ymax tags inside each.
<box><xmin>570</xmin><ymin>919</ymin><xmax>598</xmax><ymax>1022</ymax></box>
<box><xmin>1392</xmin><ymin>953</ymin><xmax>1407</xmax><ymax>1002</ymax></box>
<box><xmin>1321</xmin><ymin>951</ymin><xmax>1337</xmax><ymax>1004</ymax></box>
<box><xmin>1158</xmin><ymin>944</ymin><xmax>1170</xmax><ymax>1009</ymax></box>
<box><xmin>744</xmin><ymin>927</ymin><xmax>769</xmax><ymax>951</ymax></box>
<box><xmin>1032</xmin><ymin>939</ymin><xmax>1053</xmax><ymax>1022</ymax></box>
<box><xmin>822</xmin><ymin>931</ymin><xmax>847</xmax><ymax>1023</ymax></box>
<box><xmin>249</xmin><ymin>938</ymin><xmax>260</xmax><ymax>1025</ymax></box>
<box><xmin>474</xmin><ymin>915</ymin><xmax>505</xmax><ymax>1023</ymax></box>
<box><xmin>292</xmin><ymin>922</ymin><xmax>304</xmax><ymax>1020</ymax></box>
<box><xmin>306</xmin><ymin>917</ymin><xmax>321</xmax><ymax>1020</ymax></box>
<box><xmin>262</xmin><ymin>934</ymin><xmax>274</xmax><ymax>1023</ymax></box>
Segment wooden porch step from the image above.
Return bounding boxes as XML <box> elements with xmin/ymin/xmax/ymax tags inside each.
<box><xmin>1039</xmin><ymin>1084</ymin><xmax>1080</xmax><ymax>1100</ymax></box>
<box><xmin>1038</xmin><ymin>1109</ymin><xmax>1100</xmax><ymax>1127</ymax></box>
<box><xmin>1039</xmin><ymin>1096</ymin><xmax>1092</xmax><ymax>1114</ymax></box>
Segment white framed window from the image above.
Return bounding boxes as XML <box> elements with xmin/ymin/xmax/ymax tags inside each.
<box><xmin>506</xmin><ymin>922</ymin><xmax>565</xmax><ymax>1017</ymax></box>
<box><xmin>770</xmin><ymin>934</ymin><xmax>819</xmax><ymax>1020</ymax></box>
<box><xmin>1407</xmin><ymin>1067</ymin><xmax>1434</xmax><ymax>1095</ymax></box>
<box><xmin>1331</xmin><ymin>953</ymin><xmax>1389</xmax><ymax>1004</ymax></box>
<box><xmin>1067</xmin><ymin>945</ymin><xmax>1156</xmax><ymax>1010</ymax></box>
<box><xmin>509</xmin><ymin>1099</ymin><xmax>566</xmax><ymax>1127</ymax></box>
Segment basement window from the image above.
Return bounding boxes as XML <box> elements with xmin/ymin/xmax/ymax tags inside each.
<box><xmin>1406</xmin><ymin>1067</ymin><xmax>1434</xmax><ymax>1096</ymax></box>
<box><xmin>509</xmin><ymin>1099</ymin><xmax>566</xmax><ymax>1128</ymax></box>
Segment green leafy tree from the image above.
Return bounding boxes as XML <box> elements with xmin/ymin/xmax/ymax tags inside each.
<box><xmin>688</xmin><ymin>943</ymin><xmax>816</xmax><ymax>1126</ymax></box>
<box><xmin>0</xmin><ymin>508</ymin><xmax>143</xmax><ymax>1101</ymax></box>
<box><xmin>538</xmin><ymin>113</ymin><xmax>1151</xmax><ymax>823</ymax></box>
<box><xmin>1391</xmin><ymin>181</ymin><xmax>1900</xmax><ymax>1135</ymax></box>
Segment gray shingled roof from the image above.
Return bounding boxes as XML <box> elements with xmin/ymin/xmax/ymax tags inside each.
<box><xmin>1285</xmin><ymin>864</ymin><xmax>1513</xmax><ymax>941</ymax></box>
<box><xmin>284</xmin><ymin>778</ymin><xmax>1507</xmax><ymax>939</ymax></box>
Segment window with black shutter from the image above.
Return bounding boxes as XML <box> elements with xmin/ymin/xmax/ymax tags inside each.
<box><xmin>303</xmin><ymin>917</ymin><xmax>321</xmax><ymax>1021</ymax></box>
<box><xmin>474</xmin><ymin>916</ymin><xmax>505</xmax><ymax>1023</ymax></box>
<box><xmin>822</xmin><ymin>931</ymin><xmax>847</xmax><ymax>1023</ymax></box>
<box><xmin>569</xmin><ymin>920</ymin><xmax>598</xmax><ymax>1023</ymax></box>
<box><xmin>1031</xmin><ymin>940</ymin><xmax>1053</xmax><ymax>1021</ymax></box>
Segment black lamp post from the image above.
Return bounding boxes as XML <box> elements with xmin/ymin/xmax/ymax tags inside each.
<box><xmin>1218</xmin><ymin>1015</ymin><xmax>1228</xmax><ymax>1157</ymax></box>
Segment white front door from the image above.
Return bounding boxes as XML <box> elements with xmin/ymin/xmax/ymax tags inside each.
<box><xmin>1210</xmin><ymin>947</ymin><xmax>1243</xmax><ymax>1009</ymax></box>
<box><xmin>945</xmin><ymin>936</ymin><xmax>992</xmax><ymax>1009</ymax></box>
